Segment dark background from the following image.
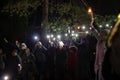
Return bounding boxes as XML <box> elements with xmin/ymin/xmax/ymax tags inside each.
<box><xmin>0</xmin><ymin>0</ymin><xmax>120</xmax><ymax>42</ymax></box>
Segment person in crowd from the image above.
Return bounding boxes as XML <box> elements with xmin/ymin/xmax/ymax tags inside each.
<box><xmin>66</xmin><ymin>46</ymin><xmax>78</xmax><ymax>80</ymax></box>
<box><xmin>94</xmin><ymin>30</ymin><xmax>108</xmax><ymax>80</ymax></box>
<box><xmin>89</xmin><ymin>13</ymin><xmax>109</xmax><ymax>80</ymax></box>
<box><xmin>86</xmin><ymin>34</ymin><xmax>97</xmax><ymax>80</ymax></box>
<box><xmin>21</xmin><ymin>48</ymin><xmax>37</xmax><ymax>80</ymax></box>
<box><xmin>47</xmin><ymin>42</ymin><xmax>56</xmax><ymax>80</ymax></box>
<box><xmin>74</xmin><ymin>37</ymin><xmax>91</xmax><ymax>80</ymax></box>
<box><xmin>4</xmin><ymin>48</ymin><xmax>22</xmax><ymax>80</ymax></box>
<box><xmin>33</xmin><ymin>41</ymin><xmax>47</xmax><ymax>80</ymax></box>
<box><xmin>55</xmin><ymin>41</ymin><xmax>67</xmax><ymax>80</ymax></box>
<box><xmin>15</xmin><ymin>40</ymin><xmax>21</xmax><ymax>51</ymax></box>
<box><xmin>102</xmin><ymin>14</ymin><xmax>120</xmax><ymax>80</ymax></box>
<box><xmin>19</xmin><ymin>43</ymin><xmax>27</xmax><ymax>57</ymax></box>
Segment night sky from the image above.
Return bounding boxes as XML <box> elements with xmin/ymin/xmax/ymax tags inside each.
<box><xmin>86</xmin><ymin>0</ymin><xmax>120</xmax><ymax>15</ymax></box>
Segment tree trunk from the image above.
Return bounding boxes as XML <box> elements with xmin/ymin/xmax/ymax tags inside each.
<box><xmin>41</xmin><ymin>0</ymin><xmax>48</xmax><ymax>30</ymax></box>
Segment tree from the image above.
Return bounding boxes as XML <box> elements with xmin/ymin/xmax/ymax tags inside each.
<box><xmin>1</xmin><ymin>0</ymin><xmax>43</xmax><ymax>17</ymax></box>
<box><xmin>46</xmin><ymin>0</ymin><xmax>90</xmax><ymax>33</ymax></box>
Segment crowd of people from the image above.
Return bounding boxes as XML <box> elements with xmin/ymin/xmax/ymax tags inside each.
<box><xmin>0</xmin><ymin>14</ymin><xmax>120</xmax><ymax>80</ymax></box>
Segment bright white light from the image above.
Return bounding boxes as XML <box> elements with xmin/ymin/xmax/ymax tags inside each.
<box><xmin>51</xmin><ymin>34</ymin><xmax>54</xmax><ymax>38</ymax></box>
<box><xmin>72</xmin><ymin>31</ymin><xmax>75</xmax><ymax>33</ymax></box>
<box><xmin>57</xmin><ymin>35</ymin><xmax>61</xmax><ymax>39</ymax></box>
<box><xmin>85</xmin><ymin>31</ymin><xmax>89</xmax><ymax>34</ymax></box>
<box><xmin>65</xmin><ymin>33</ymin><xmax>68</xmax><ymax>36</ymax></box>
<box><xmin>106</xmin><ymin>24</ymin><xmax>109</xmax><ymax>27</ymax></box>
<box><xmin>71</xmin><ymin>33</ymin><xmax>75</xmax><ymax>36</ymax></box>
<box><xmin>89</xmin><ymin>27</ymin><xmax>92</xmax><ymax>30</ymax></box>
<box><xmin>75</xmin><ymin>34</ymin><xmax>78</xmax><ymax>37</ymax></box>
<box><xmin>68</xmin><ymin>30</ymin><xmax>70</xmax><ymax>33</ymax></box>
<box><xmin>59</xmin><ymin>41</ymin><xmax>64</xmax><ymax>47</ymax></box>
<box><xmin>99</xmin><ymin>25</ymin><xmax>102</xmax><ymax>28</ymax></box>
<box><xmin>82</xmin><ymin>26</ymin><xmax>86</xmax><ymax>30</ymax></box>
<box><xmin>34</xmin><ymin>36</ymin><xmax>38</xmax><ymax>40</ymax></box>
<box><xmin>4</xmin><ymin>75</ymin><xmax>9</xmax><ymax>80</ymax></box>
<box><xmin>53</xmin><ymin>38</ymin><xmax>56</xmax><ymax>41</ymax></box>
<box><xmin>46</xmin><ymin>35</ymin><xmax>50</xmax><ymax>39</ymax></box>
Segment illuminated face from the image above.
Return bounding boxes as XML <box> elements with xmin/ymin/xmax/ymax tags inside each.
<box><xmin>21</xmin><ymin>43</ymin><xmax>27</xmax><ymax>50</ymax></box>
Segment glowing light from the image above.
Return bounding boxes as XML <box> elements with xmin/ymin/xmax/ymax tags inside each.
<box><xmin>51</xmin><ymin>34</ymin><xmax>54</xmax><ymax>38</ymax></box>
<box><xmin>68</xmin><ymin>30</ymin><xmax>70</xmax><ymax>33</ymax></box>
<box><xmin>99</xmin><ymin>25</ymin><xmax>102</xmax><ymax>28</ymax></box>
<box><xmin>72</xmin><ymin>31</ymin><xmax>75</xmax><ymax>33</ymax></box>
<box><xmin>46</xmin><ymin>35</ymin><xmax>50</xmax><ymax>39</ymax></box>
<box><xmin>88</xmin><ymin>7</ymin><xmax>92</xmax><ymax>13</ymax></box>
<box><xmin>59</xmin><ymin>41</ymin><xmax>64</xmax><ymax>47</ymax></box>
<box><xmin>82</xmin><ymin>26</ymin><xmax>86</xmax><ymax>30</ymax></box>
<box><xmin>65</xmin><ymin>33</ymin><xmax>68</xmax><ymax>36</ymax></box>
<box><xmin>77</xmin><ymin>26</ymin><xmax>80</xmax><ymax>30</ymax></box>
<box><xmin>53</xmin><ymin>38</ymin><xmax>56</xmax><ymax>41</ymax></box>
<box><xmin>85</xmin><ymin>31</ymin><xmax>89</xmax><ymax>34</ymax></box>
<box><xmin>34</xmin><ymin>36</ymin><xmax>38</xmax><ymax>40</ymax></box>
<box><xmin>4</xmin><ymin>75</ymin><xmax>9</xmax><ymax>80</ymax></box>
<box><xmin>106</xmin><ymin>24</ymin><xmax>109</xmax><ymax>27</ymax></box>
<box><xmin>71</xmin><ymin>33</ymin><xmax>74</xmax><ymax>36</ymax></box>
<box><xmin>89</xmin><ymin>27</ymin><xmax>92</xmax><ymax>30</ymax></box>
<box><xmin>75</xmin><ymin>34</ymin><xmax>78</xmax><ymax>37</ymax></box>
<box><xmin>57</xmin><ymin>35</ymin><xmax>61</xmax><ymax>39</ymax></box>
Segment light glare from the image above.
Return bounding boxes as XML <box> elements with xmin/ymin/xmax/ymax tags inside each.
<box><xmin>47</xmin><ymin>35</ymin><xmax>50</xmax><ymax>39</ymax></box>
<box><xmin>4</xmin><ymin>75</ymin><xmax>9</xmax><ymax>80</ymax></box>
<box><xmin>34</xmin><ymin>36</ymin><xmax>38</xmax><ymax>40</ymax></box>
<box><xmin>82</xmin><ymin>26</ymin><xmax>86</xmax><ymax>30</ymax></box>
<box><xmin>57</xmin><ymin>35</ymin><xmax>61</xmax><ymax>39</ymax></box>
<box><xmin>85</xmin><ymin>31</ymin><xmax>89</xmax><ymax>34</ymax></box>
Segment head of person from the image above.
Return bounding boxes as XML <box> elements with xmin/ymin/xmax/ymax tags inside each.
<box><xmin>69</xmin><ymin>46</ymin><xmax>78</xmax><ymax>53</ymax></box>
<box><xmin>58</xmin><ymin>41</ymin><xmax>64</xmax><ymax>49</ymax></box>
<box><xmin>100</xmin><ymin>30</ymin><xmax>108</xmax><ymax>41</ymax></box>
<box><xmin>21</xmin><ymin>43</ymin><xmax>27</xmax><ymax>50</ymax></box>
<box><xmin>35</xmin><ymin>41</ymin><xmax>42</xmax><ymax>48</ymax></box>
<box><xmin>11</xmin><ymin>49</ymin><xmax>18</xmax><ymax>56</ymax></box>
<box><xmin>25</xmin><ymin>48</ymin><xmax>30</xmax><ymax>56</ymax></box>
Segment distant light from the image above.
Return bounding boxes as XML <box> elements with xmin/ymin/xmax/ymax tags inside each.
<box><xmin>106</xmin><ymin>24</ymin><xmax>109</xmax><ymax>27</ymax></box>
<box><xmin>88</xmin><ymin>7</ymin><xmax>92</xmax><ymax>13</ymax></box>
<box><xmin>71</xmin><ymin>33</ymin><xmax>74</xmax><ymax>36</ymax></box>
<box><xmin>53</xmin><ymin>38</ymin><xmax>56</xmax><ymax>41</ymax></box>
<box><xmin>59</xmin><ymin>41</ymin><xmax>64</xmax><ymax>47</ymax></box>
<box><xmin>85</xmin><ymin>31</ymin><xmax>89</xmax><ymax>34</ymax></box>
<box><xmin>77</xmin><ymin>26</ymin><xmax>80</xmax><ymax>30</ymax></box>
<box><xmin>65</xmin><ymin>33</ymin><xmax>68</xmax><ymax>36</ymax></box>
<box><xmin>75</xmin><ymin>34</ymin><xmax>78</xmax><ymax>37</ymax></box>
<box><xmin>57</xmin><ymin>35</ymin><xmax>61</xmax><ymax>39</ymax></box>
<box><xmin>46</xmin><ymin>35</ymin><xmax>50</xmax><ymax>39</ymax></box>
<box><xmin>99</xmin><ymin>25</ymin><xmax>102</xmax><ymax>28</ymax></box>
<box><xmin>72</xmin><ymin>31</ymin><xmax>75</xmax><ymax>33</ymax></box>
<box><xmin>82</xmin><ymin>26</ymin><xmax>86</xmax><ymax>30</ymax></box>
<box><xmin>34</xmin><ymin>36</ymin><xmax>38</xmax><ymax>40</ymax></box>
<box><xmin>51</xmin><ymin>34</ymin><xmax>54</xmax><ymax>38</ymax></box>
<box><xmin>4</xmin><ymin>75</ymin><xmax>9</xmax><ymax>80</ymax></box>
<box><xmin>68</xmin><ymin>30</ymin><xmax>70</xmax><ymax>33</ymax></box>
<box><xmin>89</xmin><ymin>27</ymin><xmax>92</xmax><ymax>30</ymax></box>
